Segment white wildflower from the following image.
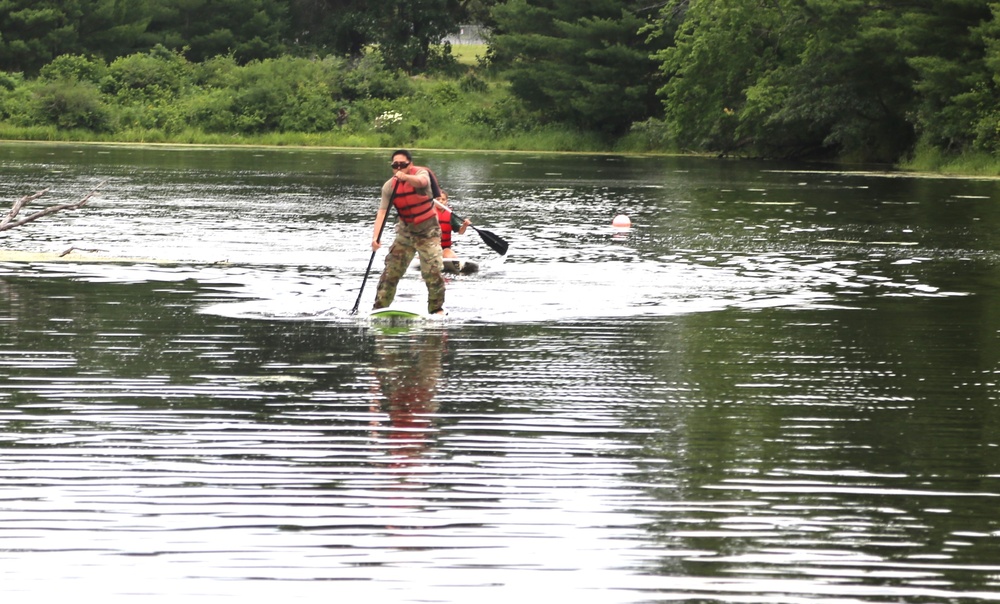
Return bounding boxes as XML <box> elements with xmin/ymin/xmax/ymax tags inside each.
<box><xmin>374</xmin><ymin>110</ymin><xmax>403</xmax><ymax>131</ymax></box>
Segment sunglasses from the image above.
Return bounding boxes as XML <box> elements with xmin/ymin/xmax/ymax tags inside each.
<box><xmin>390</xmin><ymin>161</ymin><xmax>410</xmax><ymax>169</ymax></box>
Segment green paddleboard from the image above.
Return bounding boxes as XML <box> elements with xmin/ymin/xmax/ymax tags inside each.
<box><xmin>370</xmin><ymin>307</ymin><xmax>426</xmax><ymax>321</ymax></box>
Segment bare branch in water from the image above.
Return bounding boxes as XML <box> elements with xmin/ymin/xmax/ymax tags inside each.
<box><xmin>1</xmin><ymin>181</ymin><xmax>107</xmax><ymax>233</ymax></box>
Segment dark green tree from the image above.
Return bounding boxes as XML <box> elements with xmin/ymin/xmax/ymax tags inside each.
<box><xmin>287</xmin><ymin>0</ymin><xmax>371</xmax><ymax>57</ymax></box>
<box><xmin>652</xmin><ymin>0</ymin><xmax>1000</xmax><ymax>162</ymax></box>
<box><xmin>489</xmin><ymin>0</ymin><xmax>664</xmax><ymax>137</ymax></box>
<box><xmin>973</xmin><ymin>2</ymin><xmax>1000</xmax><ymax>152</ymax></box>
<box><xmin>738</xmin><ymin>1</ymin><xmax>921</xmax><ymax>161</ymax></box>
<box><xmin>142</xmin><ymin>0</ymin><xmax>289</xmax><ymax>63</ymax></box>
<box><xmin>288</xmin><ymin>0</ymin><xmax>463</xmax><ymax>73</ymax></box>
<box><xmin>0</xmin><ymin>0</ymin><xmax>154</xmax><ymax>75</ymax></box>
<box><xmin>459</xmin><ymin>0</ymin><xmax>503</xmax><ymax>28</ymax></box>
<box><xmin>906</xmin><ymin>0</ymin><xmax>997</xmax><ymax>154</ymax></box>
<box><xmin>773</xmin><ymin>0</ymin><xmax>995</xmax><ymax>161</ymax></box>
<box><xmin>76</xmin><ymin>0</ymin><xmax>154</xmax><ymax>62</ymax></box>
<box><xmin>289</xmin><ymin>0</ymin><xmax>492</xmax><ymax>63</ymax></box>
<box><xmin>0</xmin><ymin>1</ymin><xmax>82</xmax><ymax>75</ymax></box>
<box><xmin>368</xmin><ymin>0</ymin><xmax>463</xmax><ymax>72</ymax></box>
<box><xmin>653</xmin><ymin>0</ymin><xmax>794</xmax><ymax>154</ymax></box>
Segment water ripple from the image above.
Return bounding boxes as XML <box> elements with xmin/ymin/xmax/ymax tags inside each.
<box><xmin>3</xmin><ymin>146</ymin><xmax>1000</xmax><ymax>602</ymax></box>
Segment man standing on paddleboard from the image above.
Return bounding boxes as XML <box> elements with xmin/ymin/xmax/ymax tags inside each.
<box><xmin>370</xmin><ymin>149</ymin><xmax>446</xmax><ymax>315</ymax></box>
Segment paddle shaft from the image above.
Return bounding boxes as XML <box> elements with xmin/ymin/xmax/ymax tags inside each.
<box><xmin>350</xmin><ymin>179</ymin><xmax>400</xmax><ymax>315</ymax></box>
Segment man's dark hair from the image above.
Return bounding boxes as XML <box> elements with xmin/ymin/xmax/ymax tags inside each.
<box><xmin>391</xmin><ymin>149</ymin><xmax>412</xmax><ymax>161</ymax></box>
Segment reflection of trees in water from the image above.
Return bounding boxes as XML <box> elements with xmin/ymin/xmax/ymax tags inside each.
<box><xmin>371</xmin><ymin>330</ymin><xmax>446</xmax><ymax>463</ymax></box>
<box><xmin>0</xmin><ymin>276</ymin><xmax>218</xmax><ymax>378</ymax></box>
<box><xmin>0</xmin><ymin>279</ymin><xmax>22</xmax><ymax>319</ymax></box>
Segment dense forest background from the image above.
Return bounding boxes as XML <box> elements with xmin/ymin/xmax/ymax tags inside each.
<box><xmin>1</xmin><ymin>0</ymin><xmax>999</xmax><ymax>170</ymax></box>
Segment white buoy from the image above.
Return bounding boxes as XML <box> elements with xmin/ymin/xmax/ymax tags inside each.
<box><xmin>612</xmin><ymin>214</ymin><xmax>631</xmax><ymax>228</ymax></box>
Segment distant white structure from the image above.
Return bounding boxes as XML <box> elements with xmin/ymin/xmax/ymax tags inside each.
<box><xmin>445</xmin><ymin>25</ymin><xmax>487</xmax><ymax>45</ymax></box>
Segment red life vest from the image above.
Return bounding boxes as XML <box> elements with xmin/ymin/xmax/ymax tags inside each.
<box><xmin>392</xmin><ymin>166</ymin><xmax>436</xmax><ymax>224</ymax></box>
<box><xmin>438</xmin><ymin>206</ymin><xmax>454</xmax><ymax>248</ymax></box>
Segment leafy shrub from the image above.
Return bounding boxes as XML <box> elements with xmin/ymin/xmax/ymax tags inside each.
<box><xmin>0</xmin><ymin>72</ymin><xmax>21</xmax><ymax>91</ymax></box>
<box><xmin>464</xmin><ymin>96</ymin><xmax>538</xmax><ymax>137</ymax></box>
<box><xmin>972</xmin><ymin>108</ymin><xmax>1000</xmax><ymax>153</ymax></box>
<box><xmin>0</xmin><ymin>72</ymin><xmax>26</xmax><ymax>120</ymax></box>
<box><xmin>425</xmin><ymin>42</ymin><xmax>461</xmax><ymax>76</ymax></box>
<box><xmin>0</xmin><ymin>81</ymin><xmax>32</xmax><ymax>123</ymax></box>
<box><xmin>617</xmin><ymin>118</ymin><xmax>673</xmax><ymax>152</ymax></box>
<box><xmin>279</xmin><ymin>83</ymin><xmax>341</xmax><ymax>132</ymax></box>
<box><xmin>105</xmin><ymin>45</ymin><xmax>193</xmax><ymax>103</ymax></box>
<box><xmin>39</xmin><ymin>55</ymin><xmax>108</xmax><ymax>84</ymax></box>
<box><xmin>31</xmin><ymin>79</ymin><xmax>112</xmax><ymax>131</ymax></box>
<box><xmin>219</xmin><ymin>56</ymin><xmax>346</xmax><ymax>133</ymax></box>
<box><xmin>279</xmin><ymin>58</ymin><xmax>350</xmax><ymax>132</ymax></box>
<box><xmin>193</xmin><ymin>54</ymin><xmax>242</xmax><ymax>88</ymax></box>
<box><xmin>428</xmin><ymin>81</ymin><xmax>461</xmax><ymax>105</ymax></box>
<box><xmin>180</xmin><ymin>88</ymin><xmax>239</xmax><ymax>133</ymax></box>
<box><xmin>459</xmin><ymin>72</ymin><xmax>489</xmax><ymax>94</ymax></box>
<box><xmin>342</xmin><ymin>50</ymin><xmax>412</xmax><ymax>100</ymax></box>
<box><xmin>350</xmin><ymin>97</ymin><xmax>394</xmax><ymax>129</ymax></box>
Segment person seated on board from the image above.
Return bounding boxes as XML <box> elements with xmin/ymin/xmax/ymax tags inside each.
<box><xmin>435</xmin><ymin>191</ymin><xmax>473</xmax><ymax>274</ymax></box>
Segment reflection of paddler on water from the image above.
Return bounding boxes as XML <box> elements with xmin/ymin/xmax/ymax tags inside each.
<box><xmin>370</xmin><ymin>331</ymin><xmax>445</xmax><ymax>464</ymax></box>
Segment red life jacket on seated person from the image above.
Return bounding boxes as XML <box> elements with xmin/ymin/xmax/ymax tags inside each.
<box><xmin>392</xmin><ymin>165</ymin><xmax>436</xmax><ymax>224</ymax></box>
<box><xmin>438</xmin><ymin>206</ymin><xmax>454</xmax><ymax>248</ymax></box>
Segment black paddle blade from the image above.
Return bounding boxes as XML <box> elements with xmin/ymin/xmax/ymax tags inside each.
<box><xmin>474</xmin><ymin>226</ymin><xmax>508</xmax><ymax>255</ymax></box>
<box><xmin>452</xmin><ymin>210</ymin><xmax>508</xmax><ymax>255</ymax></box>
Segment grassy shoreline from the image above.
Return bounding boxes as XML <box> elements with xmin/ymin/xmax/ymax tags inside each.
<box><xmin>0</xmin><ymin>125</ymin><xmax>673</xmax><ymax>157</ymax></box>
<box><xmin>898</xmin><ymin>144</ymin><xmax>1000</xmax><ymax>178</ymax></box>
<box><xmin>0</xmin><ymin>133</ymin><xmax>656</xmax><ymax>158</ymax></box>
<box><xmin>1</xmin><ymin>129</ymin><xmax>998</xmax><ymax>178</ymax></box>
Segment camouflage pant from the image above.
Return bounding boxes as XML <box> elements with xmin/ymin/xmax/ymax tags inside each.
<box><xmin>373</xmin><ymin>217</ymin><xmax>445</xmax><ymax>313</ymax></box>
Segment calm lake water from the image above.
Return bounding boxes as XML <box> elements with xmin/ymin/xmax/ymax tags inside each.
<box><xmin>3</xmin><ymin>142</ymin><xmax>1000</xmax><ymax>602</ymax></box>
